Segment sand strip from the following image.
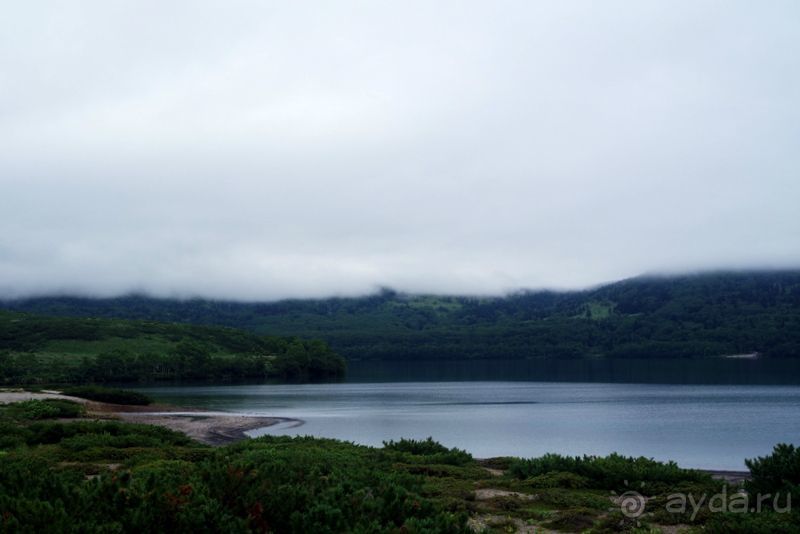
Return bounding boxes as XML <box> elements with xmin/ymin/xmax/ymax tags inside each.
<box><xmin>0</xmin><ymin>389</ymin><xmax>294</xmax><ymax>446</ymax></box>
<box><xmin>116</xmin><ymin>412</ymin><xmax>292</xmax><ymax>446</ymax></box>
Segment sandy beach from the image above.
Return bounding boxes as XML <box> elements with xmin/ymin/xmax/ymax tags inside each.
<box><xmin>116</xmin><ymin>412</ymin><xmax>294</xmax><ymax>445</ymax></box>
<box><xmin>0</xmin><ymin>389</ymin><xmax>292</xmax><ymax>446</ymax></box>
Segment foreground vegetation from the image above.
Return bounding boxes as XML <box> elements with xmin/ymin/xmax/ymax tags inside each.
<box><xmin>0</xmin><ymin>398</ymin><xmax>798</xmax><ymax>532</ymax></box>
<box><xmin>6</xmin><ymin>271</ymin><xmax>800</xmax><ymax>360</ymax></box>
<box><xmin>0</xmin><ymin>311</ymin><xmax>345</xmax><ymax>385</ymax></box>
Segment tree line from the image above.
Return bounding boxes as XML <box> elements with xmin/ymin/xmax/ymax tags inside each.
<box><xmin>0</xmin><ymin>312</ymin><xmax>345</xmax><ymax>384</ymax></box>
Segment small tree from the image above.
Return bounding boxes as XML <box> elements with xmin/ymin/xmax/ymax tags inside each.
<box><xmin>746</xmin><ymin>443</ymin><xmax>800</xmax><ymax>496</ymax></box>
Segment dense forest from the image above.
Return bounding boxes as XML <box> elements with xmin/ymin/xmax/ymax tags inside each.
<box><xmin>5</xmin><ymin>271</ymin><xmax>800</xmax><ymax>361</ymax></box>
<box><xmin>0</xmin><ymin>395</ymin><xmax>798</xmax><ymax>532</ymax></box>
<box><xmin>0</xmin><ymin>311</ymin><xmax>345</xmax><ymax>385</ymax></box>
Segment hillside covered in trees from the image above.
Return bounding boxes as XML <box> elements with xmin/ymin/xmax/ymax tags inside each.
<box><xmin>4</xmin><ymin>270</ymin><xmax>800</xmax><ymax>361</ymax></box>
<box><xmin>0</xmin><ymin>312</ymin><xmax>345</xmax><ymax>385</ymax></box>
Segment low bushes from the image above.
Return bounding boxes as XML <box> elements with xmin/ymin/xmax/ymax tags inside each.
<box><xmin>383</xmin><ymin>437</ymin><xmax>472</xmax><ymax>466</ymax></box>
<box><xmin>24</xmin><ymin>420</ymin><xmax>194</xmax><ymax>447</ymax></box>
<box><xmin>543</xmin><ymin>507</ymin><xmax>598</xmax><ymax>532</ymax></box>
<box><xmin>703</xmin><ymin>510</ymin><xmax>800</xmax><ymax>533</ymax></box>
<box><xmin>525</xmin><ymin>471</ymin><xmax>589</xmax><ymax>489</ymax></box>
<box><xmin>5</xmin><ymin>399</ymin><xmax>85</xmax><ymax>420</ymax></box>
<box><xmin>508</xmin><ymin>452</ymin><xmax>710</xmax><ymax>493</ymax></box>
<box><xmin>0</xmin><ymin>405</ymin><xmax>796</xmax><ymax>534</ymax></box>
<box><xmin>0</xmin><ymin>433</ymin><xmax>470</xmax><ymax>533</ymax></box>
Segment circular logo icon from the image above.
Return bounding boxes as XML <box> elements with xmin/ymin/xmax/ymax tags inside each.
<box><xmin>618</xmin><ymin>490</ymin><xmax>646</xmax><ymax>518</ymax></box>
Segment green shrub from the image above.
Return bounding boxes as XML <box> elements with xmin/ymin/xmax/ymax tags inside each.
<box><xmin>704</xmin><ymin>511</ymin><xmax>800</xmax><ymax>534</ymax></box>
<box><xmin>591</xmin><ymin>511</ymin><xmax>650</xmax><ymax>533</ymax></box>
<box><xmin>384</xmin><ymin>437</ymin><xmax>453</xmax><ymax>456</ymax></box>
<box><xmin>0</xmin><ymin>429</ymin><xmax>470</xmax><ymax>532</ymax></box>
<box><xmin>526</xmin><ymin>471</ymin><xmax>589</xmax><ymax>489</ymax></box>
<box><xmin>746</xmin><ymin>443</ymin><xmax>800</xmax><ymax>496</ymax></box>
<box><xmin>45</xmin><ymin>399</ymin><xmax>85</xmax><ymax>418</ymax></box>
<box><xmin>543</xmin><ymin>507</ymin><xmax>598</xmax><ymax>531</ymax></box>
<box><xmin>478</xmin><ymin>456</ymin><xmax>513</xmax><ymax>470</ymax></box>
<box><xmin>0</xmin><ymin>422</ymin><xmax>30</xmax><ymax>449</ymax></box>
<box><xmin>508</xmin><ymin>452</ymin><xmax>709</xmax><ymax>492</ymax></box>
<box><xmin>61</xmin><ymin>386</ymin><xmax>153</xmax><ymax>405</ymax></box>
<box><xmin>24</xmin><ymin>420</ymin><xmax>194</xmax><ymax>448</ymax></box>
<box><xmin>534</xmin><ymin>488</ymin><xmax>610</xmax><ymax>510</ymax></box>
<box><xmin>647</xmin><ymin>480</ymin><xmax>729</xmax><ymax>525</ymax></box>
<box><xmin>4</xmin><ymin>399</ymin><xmax>84</xmax><ymax>420</ymax></box>
<box><xmin>382</xmin><ymin>437</ymin><xmax>472</xmax><ymax>466</ymax></box>
<box><xmin>5</xmin><ymin>400</ymin><xmax>61</xmax><ymax>420</ymax></box>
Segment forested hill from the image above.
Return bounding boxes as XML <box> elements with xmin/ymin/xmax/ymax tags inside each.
<box><xmin>0</xmin><ymin>311</ymin><xmax>345</xmax><ymax>384</ymax></box>
<box><xmin>4</xmin><ymin>270</ymin><xmax>800</xmax><ymax>361</ymax></box>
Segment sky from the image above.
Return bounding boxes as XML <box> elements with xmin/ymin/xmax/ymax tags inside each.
<box><xmin>1</xmin><ymin>1</ymin><xmax>799</xmax><ymax>301</ymax></box>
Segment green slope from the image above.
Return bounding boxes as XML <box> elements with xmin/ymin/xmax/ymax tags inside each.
<box><xmin>3</xmin><ymin>270</ymin><xmax>800</xmax><ymax>360</ymax></box>
<box><xmin>0</xmin><ymin>311</ymin><xmax>345</xmax><ymax>384</ymax></box>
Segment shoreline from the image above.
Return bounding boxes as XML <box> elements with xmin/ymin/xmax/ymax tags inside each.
<box><xmin>116</xmin><ymin>412</ymin><xmax>300</xmax><ymax>446</ymax></box>
<box><xmin>86</xmin><ymin>396</ymin><xmax>303</xmax><ymax>446</ymax></box>
<box><xmin>0</xmin><ymin>389</ymin><xmax>752</xmax><ymax>478</ymax></box>
<box><xmin>90</xmin><ymin>398</ymin><xmax>304</xmax><ymax>446</ymax></box>
<box><xmin>0</xmin><ymin>389</ymin><xmax>298</xmax><ymax>447</ymax></box>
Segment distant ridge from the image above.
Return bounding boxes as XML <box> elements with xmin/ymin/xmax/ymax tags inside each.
<box><xmin>3</xmin><ymin>270</ymin><xmax>800</xmax><ymax>361</ymax></box>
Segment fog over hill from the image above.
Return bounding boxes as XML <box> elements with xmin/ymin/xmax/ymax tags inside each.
<box><xmin>2</xmin><ymin>2</ymin><xmax>799</xmax><ymax>300</ymax></box>
<box><xmin>5</xmin><ymin>270</ymin><xmax>800</xmax><ymax>361</ymax></box>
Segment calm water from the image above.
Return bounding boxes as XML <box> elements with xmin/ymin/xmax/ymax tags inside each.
<box><xmin>137</xmin><ymin>360</ymin><xmax>800</xmax><ymax>471</ymax></box>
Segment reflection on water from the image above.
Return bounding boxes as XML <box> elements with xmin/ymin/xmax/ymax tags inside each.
<box><xmin>345</xmin><ymin>357</ymin><xmax>800</xmax><ymax>384</ymax></box>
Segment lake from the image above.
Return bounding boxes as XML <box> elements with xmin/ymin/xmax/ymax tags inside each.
<box><xmin>136</xmin><ymin>359</ymin><xmax>800</xmax><ymax>471</ymax></box>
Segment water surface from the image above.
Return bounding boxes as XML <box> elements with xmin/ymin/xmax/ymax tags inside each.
<box><xmin>138</xmin><ymin>380</ymin><xmax>800</xmax><ymax>470</ymax></box>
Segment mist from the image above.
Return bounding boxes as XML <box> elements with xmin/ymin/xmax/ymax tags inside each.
<box><xmin>2</xmin><ymin>1</ymin><xmax>799</xmax><ymax>301</ymax></box>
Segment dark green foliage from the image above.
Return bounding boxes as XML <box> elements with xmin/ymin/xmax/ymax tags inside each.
<box><xmin>532</xmin><ymin>487</ymin><xmax>611</xmax><ymax>510</ymax></box>
<box><xmin>382</xmin><ymin>437</ymin><xmax>473</xmax><ymax>466</ymax></box>
<box><xmin>0</xmin><ymin>311</ymin><xmax>345</xmax><ymax>385</ymax></box>
<box><xmin>62</xmin><ymin>385</ymin><xmax>153</xmax><ymax>405</ymax></box>
<box><xmin>5</xmin><ymin>399</ymin><xmax>84</xmax><ymax>420</ymax></box>
<box><xmin>703</xmin><ymin>511</ymin><xmax>800</xmax><ymax>533</ymax></box>
<box><xmin>0</xmin><ymin>402</ymin><xmax>796</xmax><ymax>533</ymax></box>
<box><xmin>384</xmin><ymin>437</ymin><xmax>454</xmax><ymax>455</ymax></box>
<box><xmin>508</xmin><ymin>452</ymin><xmax>710</xmax><ymax>493</ymax></box>
<box><xmin>746</xmin><ymin>443</ymin><xmax>800</xmax><ymax>496</ymax></box>
<box><xmin>477</xmin><ymin>456</ymin><xmax>513</xmax><ymax>470</ymax></box>
<box><xmin>0</xmin><ymin>419</ymin><xmax>470</xmax><ymax>533</ymax></box>
<box><xmin>24</xmin><ymin>420</ymin><xmax>195</xmax><ymax>448</ymax></box>
<box><xmin>590</xmin><ymin>512</ymin><xmax>652</xmax><ymax>533</ymax></box>
<box><xmin>204</xmin><ymin>436</ymin><xmax>469</xmax><ymax>533</ymax></box>
<box><xmin>645</xmin><ymin>479</ymin><xmax>732</xmax><ymax>525</ymax></box>
<box><xmin>525</xmin><ymin>471</ymin><xmax>589</xmax><ymax>489</ymax></box>
<box><xmin>5</xmin><ymin>270</ymin><xmax>800</xmax><ymax>360</ymax></box>
<box><xmin>542</xmin><ymin>507</ymin><xmax>598</xmax><ymax>531</ymax></box>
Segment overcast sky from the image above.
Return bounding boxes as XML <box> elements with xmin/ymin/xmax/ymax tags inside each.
<box><xmin>1</xmin><ymin>1</ymin><xmax>799</xmax><ymax>300</ymax></box>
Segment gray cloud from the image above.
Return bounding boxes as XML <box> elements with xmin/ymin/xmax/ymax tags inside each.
<box><xmin>1</xmin><ymin>1</ymin><xmax>799</xmax><ymax>300</ymax></box>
